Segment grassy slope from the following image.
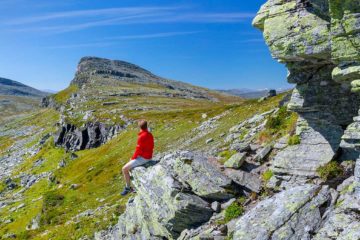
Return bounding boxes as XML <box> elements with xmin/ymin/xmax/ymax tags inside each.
<box><xmin>0</xmin><ymin>95</ymin><xmax>41</xmax><ymax>123</ymax></box>
<box><xmin>0</xmin><ymin>78</ymin><xmax>287</xmax><ymax>239</ymax></box>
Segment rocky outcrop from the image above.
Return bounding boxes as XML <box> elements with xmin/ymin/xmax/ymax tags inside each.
<box><xmin>253</xmin><ymin>0</ymin><xmax>360</xmax><ymax>179</ymax></box>
<box><xmin>96</xmin><ymin>151</ymin><xmax>254</xmax><ymax>240</ymax></box>
<box><xmin>55</xmin><ymin>122</ymin><xmax>124</xmax><ymax>151</ymax></box>
<box><xmin>314</xmin><ymin>177</ymin><xmax>360</xmax><ymax>239</ymax></box>
<box><xmin>273</xmin><ymin>115</ymin><xmax>343</xmax><ymax>176</ymax></box>
<box><xmin>234</xmin><ymin>184</ymin><xmax>332</xmax><ymax>239</ymax></box>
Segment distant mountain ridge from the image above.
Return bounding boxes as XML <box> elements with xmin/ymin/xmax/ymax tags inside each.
<box><xmin>217</xmin><ymin>88</ymin><xmax>290</xmax><ymax>99</ymax></box>
<box><xmin>0</xmin><ymin>77</ymin><xmax>49</xmax><ymax>98</ymax></box>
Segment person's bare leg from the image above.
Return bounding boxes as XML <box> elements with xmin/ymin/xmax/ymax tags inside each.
<box><xmin>122</xmin><ymin>161</ymin><xmax>132</xmax><ymax>188</ymax></box>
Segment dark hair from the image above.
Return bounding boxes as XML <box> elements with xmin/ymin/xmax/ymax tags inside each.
<box><xmin>138</xmin><ymin>120</ymin><xmax>148</xmax><ymax>130</ymax></box>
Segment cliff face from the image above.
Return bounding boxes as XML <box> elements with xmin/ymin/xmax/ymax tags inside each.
<box><xmin>253</xmin><ymin>0</ymin><xmax>360</xmax><ymax>177</ymax></box>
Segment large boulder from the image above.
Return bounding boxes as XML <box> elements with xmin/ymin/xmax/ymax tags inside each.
<box><xmin>97</xmin><ymin>152</ymin><xmax>242</xmax><ymax>239</ymax></box>
<box><xmin>161</xmin><ymin>152</ymin><xmax>236</xmax><ymax>200</ymax></box>
<box><xmin>273</xmin><ymin>116</ymin><xmax>343</xmax><ymax>176</ymax></box>
<box><xmin>224</xmin><ymin>152</ymin><xmax>246</xmax><ymax>169</ymax></box>
<box><xmin>233</xmin><ymin>184</ymin><xmax>332</xmax><ymax>240</ymax></box>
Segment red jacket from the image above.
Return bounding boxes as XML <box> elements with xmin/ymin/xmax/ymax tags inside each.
<box><xmin>131</xmin><ymin>129</ymin><xmax>154</xmax><ymax>160</ymax></box>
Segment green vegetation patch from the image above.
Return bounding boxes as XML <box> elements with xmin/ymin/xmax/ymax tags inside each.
<box><xmin>258</xmin><ymin>106</ymin><xmax>298</xmax><ymax>144</ymax></box>
<box><xmin>217</xmin><ymin>150</ymin><xmax>237</xmax><ymax>165</ymax></box>
<box><xmin>53</xmin><ymin>85</ymin><xmax>79</xmax><ymax>104</ymax></box>
<box><xmin>0</xmin><ymin>136</ymin><xmax>14</xmax><ymax>154</ymax></box>
<box><xmin>262</xmin><ymin>169</ymin><xmax>274</xmax><ymax>183</ymax></box>
<box><xmin>40</xmin><ymin>191</ymin><xmax>65</xmax><ymax>226</ymax></box>
<box><xmin>224</xmin><ymin>198</ymin><xmax>245</xmax><ymax>223</ymax></box>
<box><xmin>316</xmin><ymin>161</ymin><xmax>344</xmax><ymax>181</ymax></box>
<box><xmin>288</xmin><ymin>135</ymin><xmax>301</xmax><ymax>145</ymax></box>
<box><xmin>330</xmin><ymin>0</ymin><xmax>360</xmax><ymax>19</ymax></box>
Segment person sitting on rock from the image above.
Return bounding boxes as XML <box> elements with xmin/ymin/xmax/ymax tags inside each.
<box><xmin>121</xmin><ymin>119</ymin><xmax>154</xmax><ymax>196</ymax></box>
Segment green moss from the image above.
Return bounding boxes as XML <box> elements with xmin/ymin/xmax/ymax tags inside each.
<box><xmin>330</xmin><ymin>0</ymin><xmax>343</xmax><ymax>19</ymax></box>
<box><xmin>218</xmin><ymin>150</ymin><xmax>237</xmax><ymax>165</ymax></box>
<box><xmin>316</xmin><ymin>161</ymin><xmax>344</xmax><ymax>181</ymax></box>
<box><xmin>224</xmin><ymin>201</ymin><xmax>245</xmax><ymax>223</ymax></box>
<box><xmin>330</xmin><ymin>0</ymin><xmax>360</xmax><ymax>19</ymax></box>
<box><xmin>288</xmin><ymin>135</ymin><xmax>301</xmax><ymax>145</ymax></box>
<box><xmin>262</xmin><ymin>169</ymin><xmax>274</xmax><ymax>182</ymax></box>
<box><xmin>238</xmin><ymin>129</ymin><xmax>249</xmax><ymax>141</ymax></box>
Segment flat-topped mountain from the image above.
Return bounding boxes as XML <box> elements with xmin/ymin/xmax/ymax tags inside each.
<box><xmin>71</xmin><ymin>57</ymin><xmax>219</xmax><ymax>101</ymax></box>
<box><xmin>0</xmin><ymin>77</ymin><xmax>48</xmax><ymax>98</ymax></box>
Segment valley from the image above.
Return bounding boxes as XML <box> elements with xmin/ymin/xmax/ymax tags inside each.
<box><xmin>0</xmin><ymin>57</ymin><xmax>288</xmax><ymax>239</ymax></box>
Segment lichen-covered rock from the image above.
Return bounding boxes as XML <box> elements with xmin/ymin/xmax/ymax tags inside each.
<box><xmin>233</xmin><ymin>184</ymin><xmax>331</xmax><ymax>240</ymax></box>
<box><xmin>99</xmin><ymin>164</ymin><xmax>213</xmax><ymax>240</ymax></box>
<box><xmin>314</xmin><ymin>177</ymin><xmax>360</xmax><ymax>239</ymax></box>
<box><xmin>273</xmin><ymin>115</ymin><xmax>343</xmax><ymax>176</ymax></box>
<box><xmin>224</xmin><ymin>169</ymin><xmax>261</xmax><ymax>193</ymax></box>
<box><xmin>254</xmin><ymin>0</ymin><xmax>360</xmax><ymax>180</ymax></box>
<box><xmin>254</xmin><ymin>145</ymin><xmax>272</xmax><ymax>162</ymax></box>
<box><xmin>162</xmin><ymin>151</ymin><xmax>236</xmax><ymax>200</ymax></box>
<box><xmin>253</xmin><ymin>0</ymin><xmax>331</xmax><ymax>61</ymax></box>
<box><xmin>97</xmin><ymin>152</ymin><xmax>242</xmax><ymax>239</ymax></box>
<box><xmin>224</xmin><ymin>152</ymin><xmax>246</xmax><ymax>169</ymax></box>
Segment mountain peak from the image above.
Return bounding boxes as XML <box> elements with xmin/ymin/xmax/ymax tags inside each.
<box><xmin>0</xmin><ymin>77</ymin><xmax>49</xmax><ymax>98</ymax></box>
<box><xmin>76</xmin><ymin>56</ymin><xmax>152</xmax><ymax>76</ymax></box>
<box><xmin>69</xmin><ymin>56</ymin><xmax>225</xmax><ymax>101</ymax></box>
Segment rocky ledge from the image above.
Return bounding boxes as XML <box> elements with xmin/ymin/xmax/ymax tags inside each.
<box><xmin>96</xmin><ymin>151</ymin><xmax>263</xmax><ymax>239</ymax></box>
<box><xmin>95</xmin><ymin>149</ymin><xmax>360</xmax><ymax>240</ymax></box>
<box><xmin>253</xmin><ymin>0</ymin><xmax>360</xmax><ymax>181</ymax></box>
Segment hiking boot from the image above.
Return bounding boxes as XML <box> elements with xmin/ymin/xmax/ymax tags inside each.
<box><xmin>121</xmin><ymin>186</ymin><xmax>134</xmax><ymax>196</ymax></box>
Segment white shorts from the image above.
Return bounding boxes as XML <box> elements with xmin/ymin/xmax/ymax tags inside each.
<box><xmin>128</xmin><ymin>156</ymin><xmax>152</xmax><ymax>170</ymax></box>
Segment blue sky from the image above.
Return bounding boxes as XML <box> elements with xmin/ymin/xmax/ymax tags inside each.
<box><xmin>0</xmin><ymin>0</ymin><xmax>290</xmax><ymax>91</ymax></box>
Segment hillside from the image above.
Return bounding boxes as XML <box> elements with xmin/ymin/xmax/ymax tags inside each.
<box><xmin>0</xmin><ymin>78</ymin><xmax>49</xmax><ymax>123</ymax></box>
<box><xmin>0</xmin><ymin>78</ymin><xmax>48</xmax><ymax>98</ymax></box>
<box><xmin>1</xmin><ymin>57</ymin><xmax>280</xmax><ymax>239</ymax></box>
<box><xmin>0</xmin><ymin>95</ymin><xmax>41</xmax><ymax>123</ymax></box>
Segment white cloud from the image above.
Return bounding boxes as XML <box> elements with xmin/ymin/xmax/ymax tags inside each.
<box><xmin>45</xmin><ymin>31</ymin><xmax>201</xmax><ymax>49</ymax></box>
<box><xmin>4</xmin><ymin>7</ymin><xmax>176</xmax><ymax>25</ymax></box>
<box><xmin>2</xmin><ymin>6</ymin><xmax>255</xmax><ymax>34</ymax></box>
